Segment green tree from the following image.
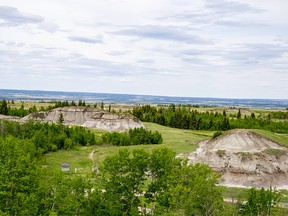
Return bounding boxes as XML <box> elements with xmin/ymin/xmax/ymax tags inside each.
<box><xmin>37</xmin><ymin>173</ymin><xmax>92</xmax><ymax>215</ymax></box>
<box><xmin>237</xmin><ymin>109</ymin><xmax>242</xmax><ymax>119</ymax></box>
<box><xmin>0</xmin><ymin>136</ymin><xmax>39</xmax><ymax>215</ymax></box>
<box><xmin>145</xmin><ymin>148</ymin><xmax>181</xmax><ymax>212</ymax></box>
<box><xmin>166</xmin><ymin>161</ymin><xmax>223</xmax><ymax>216</ymax></box>
<box><xmin>243</xmin><ymin>187</ymin><xmax>280</xmax><ymax>216</ymax></box>
<box><xmin>0</xmin><ymin>99</ymin><xmax>8</xmax><ymax>115</ymax></box>
<box><xmin>85</xmin><ymin>186</ymin><xmax>122</xmax><ymax>215</ymax></box>
<box><xmin>58</xmin><ymin>113</ymin><xmax>64</xmax><ymax>124</ymax></box>
<box><xmin>101</xmin><ymin>148</ymin><xmax>150</xmax><ymax>215</ymax></box>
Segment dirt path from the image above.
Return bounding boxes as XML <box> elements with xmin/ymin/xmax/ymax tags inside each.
<box><xmin>89</xmin><ymin>150</ymin><xmax>95</xmax><ymax>161</ymax></box>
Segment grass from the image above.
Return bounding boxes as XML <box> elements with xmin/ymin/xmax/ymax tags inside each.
<box><xmin>39</xmin><ymin>146</ymin><xmax>95</xmax><ymax>176</ymax></box>
<box><xmin>251</xmin><ymin>129</ymin><xmax>288</xmax><ymax>147</ymax></box>
<box><xmin>280</xmin><ymin>190</ymin><xmax>288</xmax><ymax>203</ymax></box>
<box><xmin>143</xmin><ymin>122</ymin><xmax>213</xmax><ymax>154</ymax></box>
<box><xmin>8</xmin><ymin>101</ymin><xmax>55</xmax><ymax>110</ymax></box>
<box><xmin>39</xmin><ymin>124</ymin><xmax>288</xmax><ymax>176</ymax></box>
<box><xmin>264</xmin><ymin>148</ymin><xmax>287</xmax><ymax>156</ymax></box>
<box><xmin>39</xmin><ymin>122</ymin><xmax>213</xmax><ymax>175</ymax></box>
<box><xmin>37</xmin><ymin>122</ymin><xmax>288</xmax><ymax>200</ymax></box>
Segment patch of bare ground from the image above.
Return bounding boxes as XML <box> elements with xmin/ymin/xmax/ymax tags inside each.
<box><xmin>179</xmin><ymin>129</ymin><xmax>288</xmax><ymax>189</ymax></box>
<box><xmin>21</xmin><ymin>106</ymin><xmax>144</xmax><ymax>131</ymax></box>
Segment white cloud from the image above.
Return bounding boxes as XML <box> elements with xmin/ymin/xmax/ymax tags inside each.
<box><xmin>0</xmin><ymin>0</ymin><xmax>287</xmax><ymax>99</ymax></box>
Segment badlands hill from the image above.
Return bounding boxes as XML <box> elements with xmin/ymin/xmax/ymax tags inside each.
<box><xmin>10</xmin><ymin>106</ymin><xmax>144</xmax><ymax>131</ymax></box>
<box><xmin>180</xmin><ymin>129</ymin><xmax>288</xmax><ymax>189</ymax></box>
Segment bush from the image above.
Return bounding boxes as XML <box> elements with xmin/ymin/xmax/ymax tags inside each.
<box><xmin>212</xmin><ymin>131</ymin><xmax>223</xmax><ymax>139</ymax></box>
<box><xmin>216</xmin><ymin>150</ymin><xmax>226</xmax><ymax>157</ymax></box>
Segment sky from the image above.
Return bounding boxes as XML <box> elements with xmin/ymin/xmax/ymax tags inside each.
<box><xmin>0</xmin><ymin>0</ymin><xmax>287</xmax><ymax>99</ymax></box>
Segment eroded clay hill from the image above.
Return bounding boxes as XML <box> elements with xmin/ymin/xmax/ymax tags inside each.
<box><xmin>179</xmin><ymin>130</ymin><xmax>288</xmax><ymax>189</ymax></box>
<box><xmin>21</xmin><ymin>106</ymin><xmax>144</xmax><ymax>131</ymax></box>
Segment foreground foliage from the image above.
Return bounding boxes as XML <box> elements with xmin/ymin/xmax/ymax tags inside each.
<box><xmin>75</xmin><ymin>148</ymin><xmax>223</xmax><ymax>215</ymax></box>
<box><xmin>0</xmin><ymin>135</ymin><xmax>285</xmax><ymax>215</ymax></box>
<box><xmin>0</xmin><ymin>120</ymin><xmax>95</xmax><ymax>154</ymax></box>
<box><xmin>0</xmin><ymin>137</ymin><xmax>39</xmax><ymax>215</ymax></box>
<box><xmin>242</xmin><ymin>187</ymin><xmax>280</xmax><ymax>216</ymax></box>
<box><xmin>0</xmin><ymin>136</ymin><xmax>223</xmax><ymax>215</ymax></box>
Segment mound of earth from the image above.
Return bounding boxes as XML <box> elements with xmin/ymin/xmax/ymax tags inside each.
<box><xmin>21</xmin><ymin>106</ymin><xmax>144</xmax><ymax>132</ymax></box>
<box><xmin>179</xmin><ymin>130</ymin><xmax>288</xmax><ymax>189</ymax></box>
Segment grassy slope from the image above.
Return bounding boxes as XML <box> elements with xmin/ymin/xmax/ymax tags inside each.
<box><xmin>251</xmin><ymin>129</ymin><xmax>288</xmax><ymax>147</ymax></box>
<box><xmin>143</xmin><ymin>122</ymin><xmax>213</xmax><ymax>153</ymax></box>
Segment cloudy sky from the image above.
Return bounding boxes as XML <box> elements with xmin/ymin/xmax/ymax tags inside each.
<box><xmin>0</xmin><ymin>0</ymin><xmax>287</xmax><ymax>99</ymax></box>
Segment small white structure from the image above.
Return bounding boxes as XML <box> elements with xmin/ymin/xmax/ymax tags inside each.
<box><xmin>92</xmin><ymin>165</ymin><xmax>99</xmax><ymax>174</ymax></box>
<box><xmin>60</xmin><ymin>162</ymin><xmax>71</xmax><ymax>172</ymax></box>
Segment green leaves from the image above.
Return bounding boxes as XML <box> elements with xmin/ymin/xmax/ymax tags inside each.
<box><xmin>243</xmin><ymin>187</ymin><xmax>280</xmax><ymax>216</ymax></box>
<box><xmin>101</xmin><ymin>127</ymin><xmax>163</xmax><ymax>146</ymax></box>
<box><xmin>167</xmin><ymin>162</ymin><xmax>223</xmax><ymax>216</ymax></box>
<box><xmin>0</xmin><ymin>120</ymin><xmax>95</xmax><ymax>154</ymax></box>
<box><xmin>101</xmin><ymin>147</ymin><xmax>223</xmax><ymax>215</ymax></box>
<box><xmin>101</xmin><ymin>149</ymin><xmax>150</xmax><ymax>214</ymax></box>
<box><xmin>0</xmin><ymin>136</ymin><xmax>39</xmax><ymax>215</ymax></box>
<box><xmin>0</xmin><ymin>99</ymin><xmax>8</xmax><ymax>115</ymax></box>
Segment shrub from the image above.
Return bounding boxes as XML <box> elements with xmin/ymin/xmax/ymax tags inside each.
<box><xmin>212</xmin><ymin>131</ymin><xmax>223</xmax><ymax>139</ymax></box>
<box><xmin>216</xmin><ymin>150</ymin><xmax>226</xmax><ymax>157</ymax></box>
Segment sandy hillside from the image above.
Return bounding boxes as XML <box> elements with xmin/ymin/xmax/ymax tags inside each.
<box><xmin>179</xmin><ymin>129</ymin><xmax>288</xmax><ymax>189</ymax></box>
<box><xmin>17</xmin><ymin>106</ymin><xmax>144</xmax><ymax>131</ymax></box>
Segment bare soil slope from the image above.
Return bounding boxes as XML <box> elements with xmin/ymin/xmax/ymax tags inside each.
<box><xmin>21</xmin><ymin>106</ymin><xmax>144</xmax><ymax>131</ymax></box>
<box><xmin>180</xmin><ymin>129</ymin><xmax>288</xmax><ymax>189</ymax></box>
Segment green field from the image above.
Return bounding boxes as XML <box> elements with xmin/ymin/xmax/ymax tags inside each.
<box><xmin>39</xmin><ymin>122</ymin><xmax>214</xmax><ymax>175</ymax></box>
<box><xmin>36</xmin><ymin>122</ymin><xmax>288</xmax><ymax>204</ymax></box>
<box><xmin>252</xmin><ymin>129</ymin><xmax>288</xmax><ymax>147</ymax></box>
<box><xmin>8</xmin><ymin>101</ymin><xmax>55</xmax><ymax>110</ymax></box>
<box><xmin>39</xmin><ymin>123</ymin><xmax>288</xmax><ymax>175</ymax></box>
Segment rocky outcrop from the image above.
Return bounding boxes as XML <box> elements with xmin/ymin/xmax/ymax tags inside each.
<box><xmin>179</xmin><ymin>130</ymin><xmax>288</xmax><ymax>189</ymax></box>
<box><xmin>21</xmin><ymin>106</ymin><xmax>144</xmax><ymax>131</ymax></box>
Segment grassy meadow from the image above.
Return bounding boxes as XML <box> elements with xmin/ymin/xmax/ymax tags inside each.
<box><xmin>39</xmin><ymin>122</ymin><xmax>213</xmax><ymax>175</ymax></box>
<box><xmin>38</xmin><ymin>120</ymin><xmax>288</xmax><ymax>203</ymax></box>
<box><xmin>38</xmin><ymin>121</ymin><xmax>288</xmax><ymax>177</ymax></box>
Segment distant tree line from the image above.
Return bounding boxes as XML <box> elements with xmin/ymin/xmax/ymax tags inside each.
<box><xmin>131</xmin><ymin>105</ymin><xmax>288</xmax><ymax>133</ymax></box>
<box><xmin>102</xmin><ymin>127</ymin><xmax>163</xmax><ymax>146</ymax></box>
<box><xmin>0</xmin><ymin>120</ymin><xmax>95</xmax><ymax>154</ymax></box>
